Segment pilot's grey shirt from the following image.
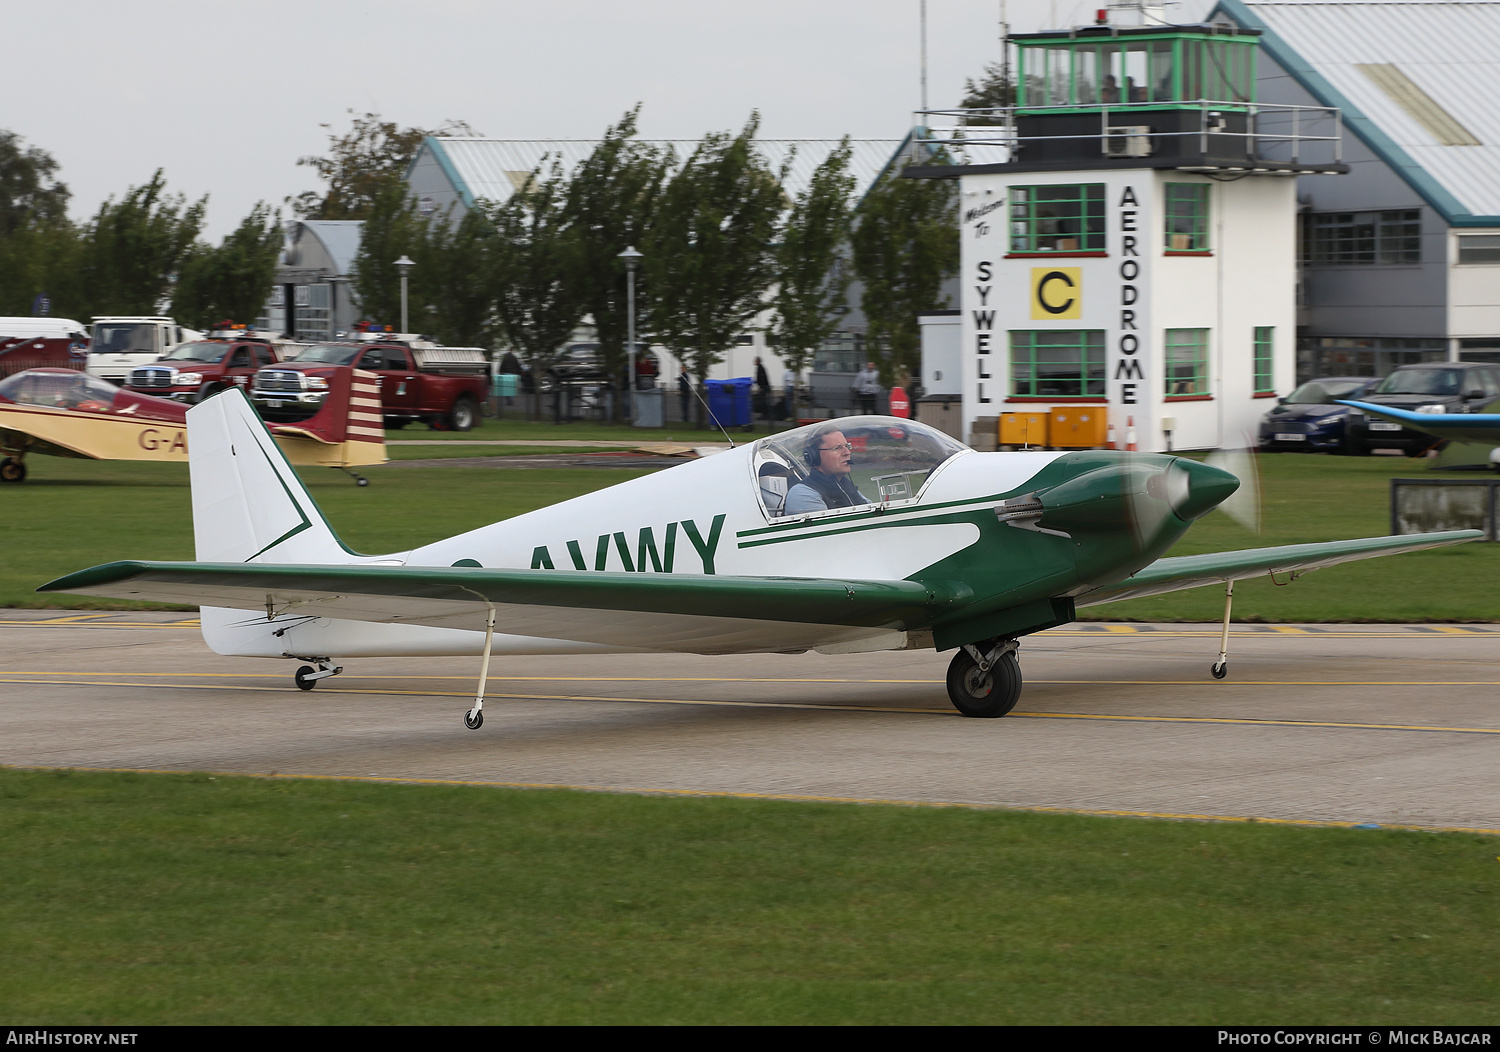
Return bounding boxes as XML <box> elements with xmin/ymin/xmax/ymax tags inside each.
<box><xmin>784</xmin><ymin>474</ymin><xmax>871</xmax><ymax>514</ymax></box>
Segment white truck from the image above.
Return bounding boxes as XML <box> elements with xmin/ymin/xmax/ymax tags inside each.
<box><xmin>86</xmin><ymin>317</ymin><xmax>205</xmax><ymax>383</ymax></box>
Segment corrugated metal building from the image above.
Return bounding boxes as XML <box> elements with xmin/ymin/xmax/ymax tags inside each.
<box><xmin>1211</xmin><ymin>0</ymin><xmax>1500</xmax><ymax>378</ymax></box>
<box><xmin>264</xmin><ymin>220</ymin><xmax>364</xmax><ymax>340</ymax></box>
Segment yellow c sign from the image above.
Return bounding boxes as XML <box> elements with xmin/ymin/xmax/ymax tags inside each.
<box><xmin>1031</xmin><ymin>267</ymin><xmax>1082</xmax><ymax>320</ymax></box>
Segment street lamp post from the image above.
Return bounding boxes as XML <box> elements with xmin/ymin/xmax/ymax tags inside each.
<box><xmin>394</xmin><ymin>255</ymin><xmax>415</xmax><ymax>334</ymax></box>
<box><xmin>618</xmin><ymin>245</ymin><xmax>642</xmax><ymax>421</ymax></box>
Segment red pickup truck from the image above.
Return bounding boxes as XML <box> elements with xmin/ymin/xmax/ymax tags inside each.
<box><xmin>251</xmin><ymin>338</ymin><xmax>487</xmax><ymax>431</ymax></box>
<box><xmin>124</xmin><ymin>336</ymin><xmax>281</xmax><ymax>402</ymax></box>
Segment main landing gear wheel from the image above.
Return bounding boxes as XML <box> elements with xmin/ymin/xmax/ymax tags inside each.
<box><xmin>1211</xmin><ymin>661</ymin><xmax>1228</xmax><ymax>680</ymax></box>
<box><xmin>946</xmin><ymin>643</ymin><xmax>1022</xmax><ymax>718</ymax></box>
<box><xmin>294</xmin><ymin>665</ymin><xmax>318</xmax><ymax>691</ymax></box>
<box><xmin>465</xmin><ymin>708</ymin><xmax>484</xmax><ymax>730</ymax></box>
<box><xmin>0</xmin><ymin>457</ymin><xmax>25</xmax><ymax>483</ymax></box>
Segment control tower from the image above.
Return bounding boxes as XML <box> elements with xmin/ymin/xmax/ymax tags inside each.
<box><xmin>909</xmin><ymin>8</ymin><xmax>1346</xmax><ymax>452</ymax></box>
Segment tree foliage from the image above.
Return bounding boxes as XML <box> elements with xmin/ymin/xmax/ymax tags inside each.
<box><xmin>643</xmin><ymin>116</ymin><xmax>784</xmax><ymax>422</ymax></box>
<box><xmin>292</xmin><ymin>111</ymin><xmax>477</xmax><ymax>221</ymax></box>
<box><xmin>172</xmin><ymin>203</ymin><xmax>283</xmax><ymax>330</ymax></box>
<box><xmin>76</xmin><ymin>171</ymin><xmax>206</xmax><ymax>317</ymax></box>
<box><xmin>0</xmin><ymin>131</ymin><xmax>69</xmax><ymax>237</ymax></box>
<box><xmin>349</xmin><ymin>181</ymin><xmax>427</xmax><ymax>331</ymax></box>
<box><xmin>487</xmin><ymin>160</ymin><xmax>586</xmax><ymax>389</ymax></box>
<box><xmin>849</xmin><ymin>171</ymin><xmax>958</xmax><ymax>386</ymax></box>
<box><xmin>959</xmin><ymin>62</ymin><xmax>1017</xmax><ymax>123</ymax></box>
<box><xmin>564</xmin><ymin>106</ymin><xmax>673</xmax><ymax>396</ymax></box>
<box><xmin>770</xmin><ymin>138</ymin><xmax>855</xmax><ymax>381</ymax></box>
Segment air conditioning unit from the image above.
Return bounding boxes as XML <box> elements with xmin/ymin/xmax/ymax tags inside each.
<box><xmin>1104</xmin><ymin>125</ymin><xmax>1152</xmax><ymax>158</ymax></box>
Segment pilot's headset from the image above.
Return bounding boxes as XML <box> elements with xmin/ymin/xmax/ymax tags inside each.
<box><xmin>802</xmin><ymin>426</ymin><xmax>837</xmax><ymax>470</ymax></box>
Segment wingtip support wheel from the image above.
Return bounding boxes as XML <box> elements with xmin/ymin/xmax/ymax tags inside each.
<box><xmin>1211</xmin><ymin>661</ymin><xmax>1228</xmax><ymax>680</ymax></box>
<box><xmin>356</xmin><ymin>475</ymin><xmax>369</xmax><ymax>487</ymax></box>
<box><xmin>464</xmin><ymin>708</ymin><xmax>484</xmax><ymax>730</ymax></box>
<box><xmin>294</xmin><ymin>664</ymin><xmax>317</xmax><ymax>691</ymax></box>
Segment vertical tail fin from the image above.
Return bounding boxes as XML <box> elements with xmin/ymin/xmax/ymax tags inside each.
<box><xmin>187</xmin><ymin>387</ymin><xmax>353</xmax><ymax>564</ymax></box>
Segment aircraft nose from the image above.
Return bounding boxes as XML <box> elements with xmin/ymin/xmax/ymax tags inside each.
<box><xmin>1171</xmin><ymin>458</ymin><xmax>1240</xmax><ymax>521</ymax></box>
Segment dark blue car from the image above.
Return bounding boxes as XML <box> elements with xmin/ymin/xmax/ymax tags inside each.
<box><xmin>1258</xmin><ymin>377</ymin><xmax>1378</xmax><ymax>454</ymax></box>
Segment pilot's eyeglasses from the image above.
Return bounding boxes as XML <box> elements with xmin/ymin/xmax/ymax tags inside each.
<box><xmin>819</xmin><ymin>442</ymin><xmax>854</xmax><ymax>453</ymax></box>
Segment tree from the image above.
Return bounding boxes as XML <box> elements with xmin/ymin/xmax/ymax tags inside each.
<box><xmin>76</xmin><ymin>171</ymin><xmax>206</xmax><ymax>317</ymax></box>
<box><xmin>959</xmin><ymin>62</ymin><xmax>1017</xmax><ymax>124</ymax></box>
<box><xmin>171</xmin><ymin>203</ymin><xmax>283</xmax><ymax>330</ymax></box>
<box><xmin>292</xmin><ymin>111</ymin><xmax>477</xmax><ymax>221</ymax></box>
<box><xmin>643</xmin><ymin>116</ymin><xmax>785</xmax><ymax>425</ymax></box>
<box><xmin>0</xmin><ymin>130</ymin><xmax>69</xmax><ymax>236</ymax></box>
<box><xmin>487</xmin><ymin>160</ymin><xmax>586</xmax><ymax>408</ymax></box>
<box><xmin>564</xmin><ymin>107</ymin><xmax>673</xmax><ymax>412</ymax></box>
<box><xmin>849</xmin><ymin>171</ymin><xmax>958</xmax><ymax>387</ymax></box>
<box><xmin>0</xmin><ymin>130</ymin><xmax>83</xmax><ymax>318</ymax></box>
<box><xmin>349</xmin><ymin>181</ymin><xmax>427</xmax><ymax>330</ymax></box>
<box><xmin>769</xmin><ymin>138</ymin><xmax>855</xmax><ymax>384</ymax></box>
<box><xmin>417</xmin><ymin>206</ymin><xmax>500</xmax><ymax>348</ymax></box>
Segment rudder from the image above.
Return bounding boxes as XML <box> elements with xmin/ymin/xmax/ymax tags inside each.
<box><xmin>187</xmin><ymin>387</ymin><xmax>351</xmax><ymax>564</ymax></box>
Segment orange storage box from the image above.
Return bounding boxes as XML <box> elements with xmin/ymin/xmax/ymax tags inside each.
<box><xmin>1048</xmin><ymin>407</ymin><xmax>1108</xmax><ymax>448</ymax></box>
<box><xmin>1000</xmin><ymin>412</ymin><xmax>1049</xmax><ymax>447</ymax></box>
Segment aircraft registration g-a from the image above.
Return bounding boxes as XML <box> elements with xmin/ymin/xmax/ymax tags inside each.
<box><xmin>0</xmin><ymin>366</ymin><xmax>385</xmax><ymax>484</ymax></box>
<box><xmin>41</xmin><ymin>389</ymin><xmax>1480</xmax><ymax>728</ymax></box>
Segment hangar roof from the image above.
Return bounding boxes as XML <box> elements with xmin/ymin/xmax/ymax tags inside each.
<box><xmin>1216</xmin><ymin>0</ymin><xmax>1500</xmax><ymax>222</ymax></box>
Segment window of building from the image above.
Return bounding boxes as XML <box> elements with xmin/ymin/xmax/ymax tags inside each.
<box><xmin>294</xmin><ymin>283</ymin><xmax>332</xmax><ymax>341</ymax></box>
<box><xmin>1295</xmin><ymin>336</ymin><xmax>1447</xmax><ymax>383</ymax></box>
<box><xmin>1457</xmin><ymin>235</ymin><xmax>1500</xmax><ymax>265</ymax></box>
<box><xmin>1253</xmin><ymin>327</ymin><xmax>1274</xmax><ymax>394</ymax></box>
<box><xmin>1009</xmin><ymin>330</ymin><xmax>1106</xmax><ymax>397</ymax></box>
<box><xmin>814</xmin><ymin>330</ymin><xmax>867</xmax><ymax>374</ymax></box>
<box><xmin>1009</xmin><ymin>184</ymin><xmax>1106</xmax><ymax>253</ymax></box>
<box><xmin>1459</xmin><ymin>339</ymin><xmax>1500</xmax><ymax>364</ymax></box>
<box><xmin>1165</xmin><ymin>328</ymin><xmax>1210</xmax><ymax>396</ymax></box>
<box><xmin>1303</xmin><ymin>210</ymin><xmax>1420</xmax><ymax>265</ymax></box>
<box><xmin>1165</xmin><ymin>184</ymin><xmax>1211</xmax><ymax>251</ymax></box>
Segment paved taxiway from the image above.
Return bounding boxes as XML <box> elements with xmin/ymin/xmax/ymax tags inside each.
<box><xmin>3</xmin><ymin>611</ymin><xmax>1497</xmax><ymax>832</ymax></box>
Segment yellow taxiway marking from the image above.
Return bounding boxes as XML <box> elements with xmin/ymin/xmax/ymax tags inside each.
<box><xmin>5</xmin><ymin>672</ymin><xmax>1500</xmax><ymax>690</ymax></box>
<box><xmin>2</xmin><ymin>675</ymin><xmax>1498</xmax><ymax>734</ymax></box>
<box><xmin>6</xmin><ymin>763</ymin><xmax>1499</xmax><ymax>838</ymax></box>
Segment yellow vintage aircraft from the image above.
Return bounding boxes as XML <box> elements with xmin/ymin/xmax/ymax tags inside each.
<box><xmin>0</xmin><ymin>367</ymin><xmax>385</xmax><ymax>484</ymax></box>
<box><xmin>40</xmin><ymin>388</ymin><xmax>1478</xmax><ymax>727</ymax></box>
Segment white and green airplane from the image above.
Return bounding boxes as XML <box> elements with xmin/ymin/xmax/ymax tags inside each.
<box><xmin>41</xmin><ymin>389</ymin><xmax>1479</xmax><ymax>728</ymax></box>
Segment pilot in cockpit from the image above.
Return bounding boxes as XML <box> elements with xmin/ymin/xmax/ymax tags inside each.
<box><xmin>784</xmin><ymin>425</ymin><xmax>872</xmax><ymax>514</ymax></box>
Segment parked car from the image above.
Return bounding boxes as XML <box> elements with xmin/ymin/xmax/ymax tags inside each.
<box><xmin>123</xmin><ymin>333</ymin><xmax>281</xmax><ymax>403</ymax></box>
<box><xmin>1344</xmin><ymin>362</ymin><xmax>1500</xmax><ymax>456</ymax></box>
<box><xmin>1258</xmin><ymin>376</ymin><xmax>1378</xmax><ymax>453</ymax></box>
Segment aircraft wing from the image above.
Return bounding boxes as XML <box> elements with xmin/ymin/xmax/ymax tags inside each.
<box><xmin>1073</xmin><ymin>530</ymin><xmax>1481</xmax><ymax>606</ymax></box>
<box><xmin>38</xmin><ymin>561</ymin><xmax>949</xmax><ymax>652</ymax></box>
<box><xmin>1340</xmin><ymin>400</ymin><xmax>1500</xmax><ymax>445</ymax></box>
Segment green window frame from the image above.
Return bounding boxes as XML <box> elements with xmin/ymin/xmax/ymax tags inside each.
<box><xmin>1015</xmin><ymin>36</ymin><xmax>1256</xmax><ymax>110</ymax></box>
<box><xmin>1010</xmin><ymin>330</ymin><xmax>1107</xmax><ymax>397</ymax></box>
<box><xmin>1009</xmin><ymin>184</ymin><xmax>1106</xmax><ymax>253</ymax></box>
<box><xmin>1164</xmin><ymin>184</ymin><xmax>1210</xmax><ymax>251</ymax></box>
<box><xmin>1253</xmin><ymin>327</ymin><xmax>1274</xmax><ymax>394</ymax></box>
<box><xmin>1165</xmin><ymin>328</ymin><xmax>1210</xmax><ymax>396</ymax></box>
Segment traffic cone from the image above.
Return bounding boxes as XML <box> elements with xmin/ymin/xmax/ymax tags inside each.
<box><xmin>1106</xmin><ymin>421</ymin><xmax>1117</xmax><ymax>449</ymax></box>
<box><xmin>1126</xmin><ymin>416</ymin><xmax>1138</xmax><ymax>451</ymax></box>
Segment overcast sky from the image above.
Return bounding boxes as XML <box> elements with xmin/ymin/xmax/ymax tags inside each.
<box><xmin>12</xmin><ymin>0</ymin><xmax>1210</xmax><ymax>240</ymax></box>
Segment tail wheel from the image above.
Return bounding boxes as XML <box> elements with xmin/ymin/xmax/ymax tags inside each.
<box><xmin>448</xmin><ymin>396</ymin><xmax>479</xmax><ymax>432</ymax></box>
<box><xmin>946</xmin><ymin>645</ymin><xmax>1022</xmax><ymax>718</ymax></box>
<box><xmin>0</xmin><ymin>457</ymin><xmax>25</xmax><ymax>483</ymax></box>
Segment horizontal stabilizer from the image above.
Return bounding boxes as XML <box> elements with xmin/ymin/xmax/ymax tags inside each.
<box><xmin>1340</xmin><ymin>400</ymin><xmax>1500</xmax><ymax>445</ymax></box>
<box><xmin>1075</xmin><ymin>530</ymin><xmax>1482</xmax><ymax>607</ymax></box>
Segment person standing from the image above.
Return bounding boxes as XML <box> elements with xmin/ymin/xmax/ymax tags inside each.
<box><xmin>754</xmin><ymin>356</ymin><xmax>771</xmax><ymax>421</ymax></box>
<box><xmin>852</xmin><ymin>361</ymin><xmax>881</xmax><ymax>415</ymax></box>
<box><xmin>782</xmin><ymin>365</ymin><xmax>797</xmax><ymax>422</ymax></box>
<box><xmin>677</xmin><ymin>364</ymin><xmax>692</xmax><ymax>424</ymax></box>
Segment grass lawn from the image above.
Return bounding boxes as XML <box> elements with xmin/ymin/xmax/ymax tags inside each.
<box><xmin>1</xmin><ymin>768</ymin><xmax>1496</xmax><ymax>1025</ymax></box>
<box><xmin>383</xmin><ymin>444</ymin><xmax>627</xmax><ymax>461</ymax></box>
<box><xmin>3</xmin><ymin>450</ymin><xmax>1496</xmax><ymax>620</ymax></box>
